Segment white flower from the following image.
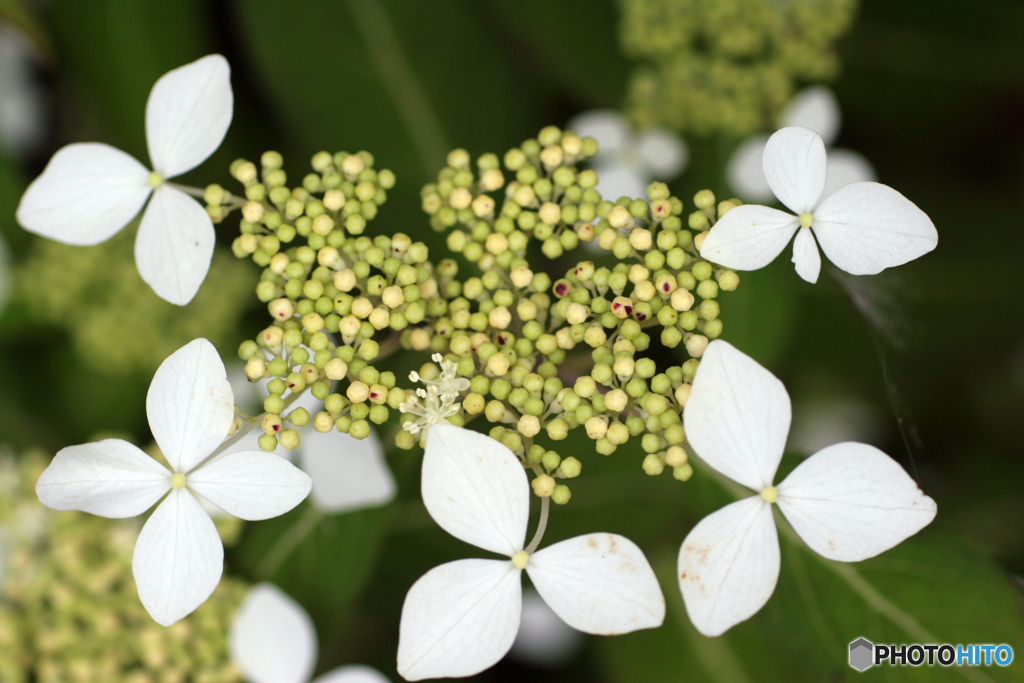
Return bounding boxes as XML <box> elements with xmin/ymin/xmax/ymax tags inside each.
<box><xmin>702</xmin><ymin>126</ymin><xmax>938</xmax><ymax>284</ymax></box>
<box><xmin>397</xmin><ymin>423</ymin><xmax>664</xmax><ymax>681</ymax></box>
<box><xmin>16</xmin><ymin>55</ymin><xmax>233</xmax><ymax>305</ymax></box>
<box><xmin>727</xmin><ymin>87</ymin><xmax>875</xmax><ymax>203</ymax></box>
<box><xmin>224</xmin><ymin>367</ymin><xmax>396</xmax><ymax>515</ymax></box>
<box><xmin>568</xmin><ymin>109</ymin><xmax>687</xmax><ymax>200</ymax></box>
<box><xmin>678</xmin><ymin>340</ymin><xmax>937</xmax><ymax>636</ymax></box>
<box><xmin>35</xmin><ymin>338</ymin><xmax>311</xmax><ymax>626</ymax></box>
<box><xmin>231</xmin><ymin>582</ymin><xmax>391</xmax><ymax>683</ymax></box>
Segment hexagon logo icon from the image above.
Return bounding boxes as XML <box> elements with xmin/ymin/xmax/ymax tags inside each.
<box><xmin>849</xmin><ymin>638</ymin><xmax>874</xmax><ymax>671</ymax></box>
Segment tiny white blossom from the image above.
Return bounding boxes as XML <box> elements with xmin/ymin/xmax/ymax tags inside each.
<box><xmin>35</xmin><ymin>339</ymin><xmax>311</xmax><ymax>626</ymax></box>
<box><xmin>408</xmin><ymin>353</ymin><xmax>470</xmax><ymax>401</ymax></box>
<box><xmin>678</xmin><ymin>340</ymin><xmax>936</xmax><ymax>636</ymax></box>
<box><xmin>16</xmin><ymin>55</ymin><xmax>233</xmax><ymax>305</ymax></box>
<box><xmin>702</xmin><ymin>125</ymin><xmax>938</xmax><ymax>284</ymax></box>
<box><xmin>727</xmin><ymin>86</ymin><xmax>875</xmax><ymax>202</ymax></box>
<box><xmin>397</xmin><ymin>424</ymin><xmax>664</xmax><ymax>681</ymax></box>
<box><xmin>400</xmin><ymin>354</ymin><xmax>468</xmax><ymax>437</ymax></box>
<box><xmin>568</xmin><ymin>109</ymin><xmax>687</xmax><ymax>200</ymax></box>
<box><xmin>231</xmin><ymin>582</ymin><xmax>391</xmax><ymax>683</ymax></box>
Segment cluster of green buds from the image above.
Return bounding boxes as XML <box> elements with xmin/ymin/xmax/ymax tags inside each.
<box><xmin>213</xmin><ymin>150</ymin><xmax>420</xmax><ymax>450</ymax></box>
<box><xmin>619</xmin><ymin>0</ymin><xmax>858</xmax><ymax>136</ymax></box>
<box><xmin>219</xmin><ymin>125</ymin><xmax>743</xmax><ymax>506</ymax></box>
<box><xmin>0</xmin><ymin>449</ymin><xmax>247</xmax><ymax>683</ymax></box>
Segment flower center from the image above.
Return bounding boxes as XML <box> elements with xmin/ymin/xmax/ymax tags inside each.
<box><xmin>511</xmin><ymin>550</ymin><xmax>529</xmax><ymax>569</ymax></box>
<box><xmin>148</xmin><ymin>171</ymin><xmax>165</xmax><ymax>188</ymax></box>
<box><xmin>799</xmin><ymin>212</ymin><xmax>813</xmax><ymax>229</ymax></box>
<box><xmin>760</xmin><ymin>486</ymin><xmax>778</xmax><ymax>504</ymax></box>
<box><xmin>171</xmin><ymin>473</ymin><xmax>186</xmax><ymax>489</ymax></box>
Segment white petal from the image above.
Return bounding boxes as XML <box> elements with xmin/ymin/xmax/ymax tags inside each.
<box><xmin>777</xmin><ymin>442</ymin><xmax>937</xmax><ymax>562</ymax></box>
<box><xmin>187</xmin><ymin>450</ymin><xmax>311</xmax><ymax>521</ymax></box>
<box><xmin>725</xmin><ymin>135</ymin><xmax>773</xmax><ymax>202</ymax></box>
<box><xmin>699</xmin><ymin>204</ymin><xmax>799</xmax><ymax>271</ymax></box>
<box><xmin>421</xmin><ymin>423</ymin><xmax>529</xmax><ymax>556</ymax></box>
<box><xmin>678</xmin><ymin>496</ymin><xmax>779</xmax><ymax>637</ymax></box>
<box><xmin>782</xmin><ymin>87</ymin><xmax>841</xmax><ymax>147</ymax></box>
<box><xmin>133</xmin><ymin>488</ymin><xmax>223</xmax><ymax>626</ymax></box>
<box><xmin>637</xmin><ymin>127</ymin><xmax>688</xmax><ymax>178</ymax></box>
<box><xmin>146</xmin><ymin>54</ymin><xmax>233</xmax><ymax>178</ymax></box>
<box><xmin>567</xmin><ymin>109</ymin><xmax>629</xmax><ymax>158</ymax></box>
<box><xmin>762</xmin><ymin>126</ymin><xmax>827</xmax><ymax>214</ymax></box>
<box><xmin>302</xmin><ymin>428</ymin><xmax>395</xmax><ymax>514</ymax></box>
<box><xmin>35</xmin><ymin>439</ymin><xmax>170</xmax><ymax>518</ymax></box>
<box><xmin>312</xmin><ymin>666</ymin><xmax>391</xmax><ymax>683</ymax></box>
<box><xmin>812</xmin><ymin>181</ymin><xmax>938</xmax><ymax>276</ymax></box>
<box><xmin>594</xmin><ymin>163</ymin><xmax>650</xmax><ymax>202</ymax></box>
<box><xmin>510</xmin><ymin>588</ymin><xmax>585</xmax><ymax>666</ymax></box>
<box><xmin>527</xmin><ymin>533</ymin><xmax>664</xmax><ymax>635</ymax></box>
<box><xmin>230</xmin><ymin>582</ymin><xmax>317</xmax><ymax>683</ymax></box>
<box><xmin>822</xmin><ymin>148</ymin><xmax>876</xmax><ymax>197</ymax></box>
<box><xmin>16</xmin><ymin>142</ymin><xmax>150</xmax><ymax>245</ymax></box>
<box><xmin>147</xmin><ymin>338</ymin><xmax>234</xmax><ymax>474</ymax></box>
<box><xmin>397</xmin><ymin>559</ymin><xmax>521</xmax><ymax>681</ymax></box>
<box><xmin>684</xmin><ymin>340</ymin><xmax>791</xmax><ymax>491</ymax></box>
<box><xmin>791</xmin><ymin>226</ymin><xmax>821</xmax><ymax>283</ymax></box>
<box><xmin>135</xmin><ymin>185</ymin><xmax>216</xmax><ymax>305</ymax></box>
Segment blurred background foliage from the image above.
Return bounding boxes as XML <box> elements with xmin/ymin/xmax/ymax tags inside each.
<box><xmin>0</xmin><ymin>0</ymin><xmax>1022</xmax><ymax>681</ymax></box>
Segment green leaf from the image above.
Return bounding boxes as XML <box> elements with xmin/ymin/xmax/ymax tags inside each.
<box><xmin>232</xmin><ymin>502</ymin><xmax>390</xmax><ymax>645</ymax></box>
<box><xmin>601</xmin><ymin>529</ymin><xmax>1024</xmax><ymax>683</ymax></box>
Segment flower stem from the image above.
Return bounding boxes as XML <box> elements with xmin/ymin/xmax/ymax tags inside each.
<box><xmin>166</xmin><ymin>182</ymin><xmax>207</xmax><ymax>199</ymax></box>
<box><xmin>525</xmin><ymin>495</ymin><xmax>550</xmax><ymax>554</ymax></box>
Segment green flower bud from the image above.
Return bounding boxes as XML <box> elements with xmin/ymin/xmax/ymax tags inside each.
<box><xmin>546</xmin><ymin>418</ymin><xmax>569</xmax><ymax>440</ymax></box>
<box><xmin>673</xmin><ymin>464</ymin><xmax>694</xmax><ymax>481</ymax></box>
<box><xmin>259</xmin><ymin>433</ymin><xmax>279</xmax><ymax>451</ymax></box>
<box><xmin>661</xmin><ymin>326</ymin><xmax>683</xmax><ymax>348</ymax></box>
<box><xmin>642</xmin><ymin>453</ymin><xmax>666</xmax><ymax>476</ymax></box>
<box><xmin>552</xmin><ymin>484</ymin><xmax>572</xmax><ymax>505</ymax></box>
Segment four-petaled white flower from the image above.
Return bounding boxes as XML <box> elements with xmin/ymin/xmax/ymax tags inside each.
<box><xmin>727</xmin><ymin>86</ymin><xmax>876</xmax><ymax>203</ymax></box>
<box><xmin>701</xmin><ymin>126</ymin><xmax>938</xmax><ymax>284</ymax></box>
<box><xmin>678</xmin><ymin>340</ymin><xmax>937</xmax><ymax>636</ymax></box>
<box><xmin>567</xmin><ymin>109</ymin><xmax>688</xmax><ymax>201</ymax></box>
<box><xmin>17</xmin><ymin>54</ymin><xmax>233</xmax><ymax>305</ymax></box>
<box><xmin>35</xmin><ymin>338</ymin><xmax>311</xmax><ymax>626</ymax></box>
<box><xmin>397</xmin><ymin>423</ymin><xmax>665</xmax><ymax>681</ymax></box>
<box><xmin>231</xmin><ymin>582</ymin><xmax>391</xmax><ymax>683</ymax></box>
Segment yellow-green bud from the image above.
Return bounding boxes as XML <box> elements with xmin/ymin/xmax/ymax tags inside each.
<box><xmin>642</xmin><ymin>453</ymin><xmax>666</xmax><ymax>476</ymax></box>
<box><xmin>531</xmin><ymin>474</ymin><xmax>556</xmax><ymax>497</ymax></box>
